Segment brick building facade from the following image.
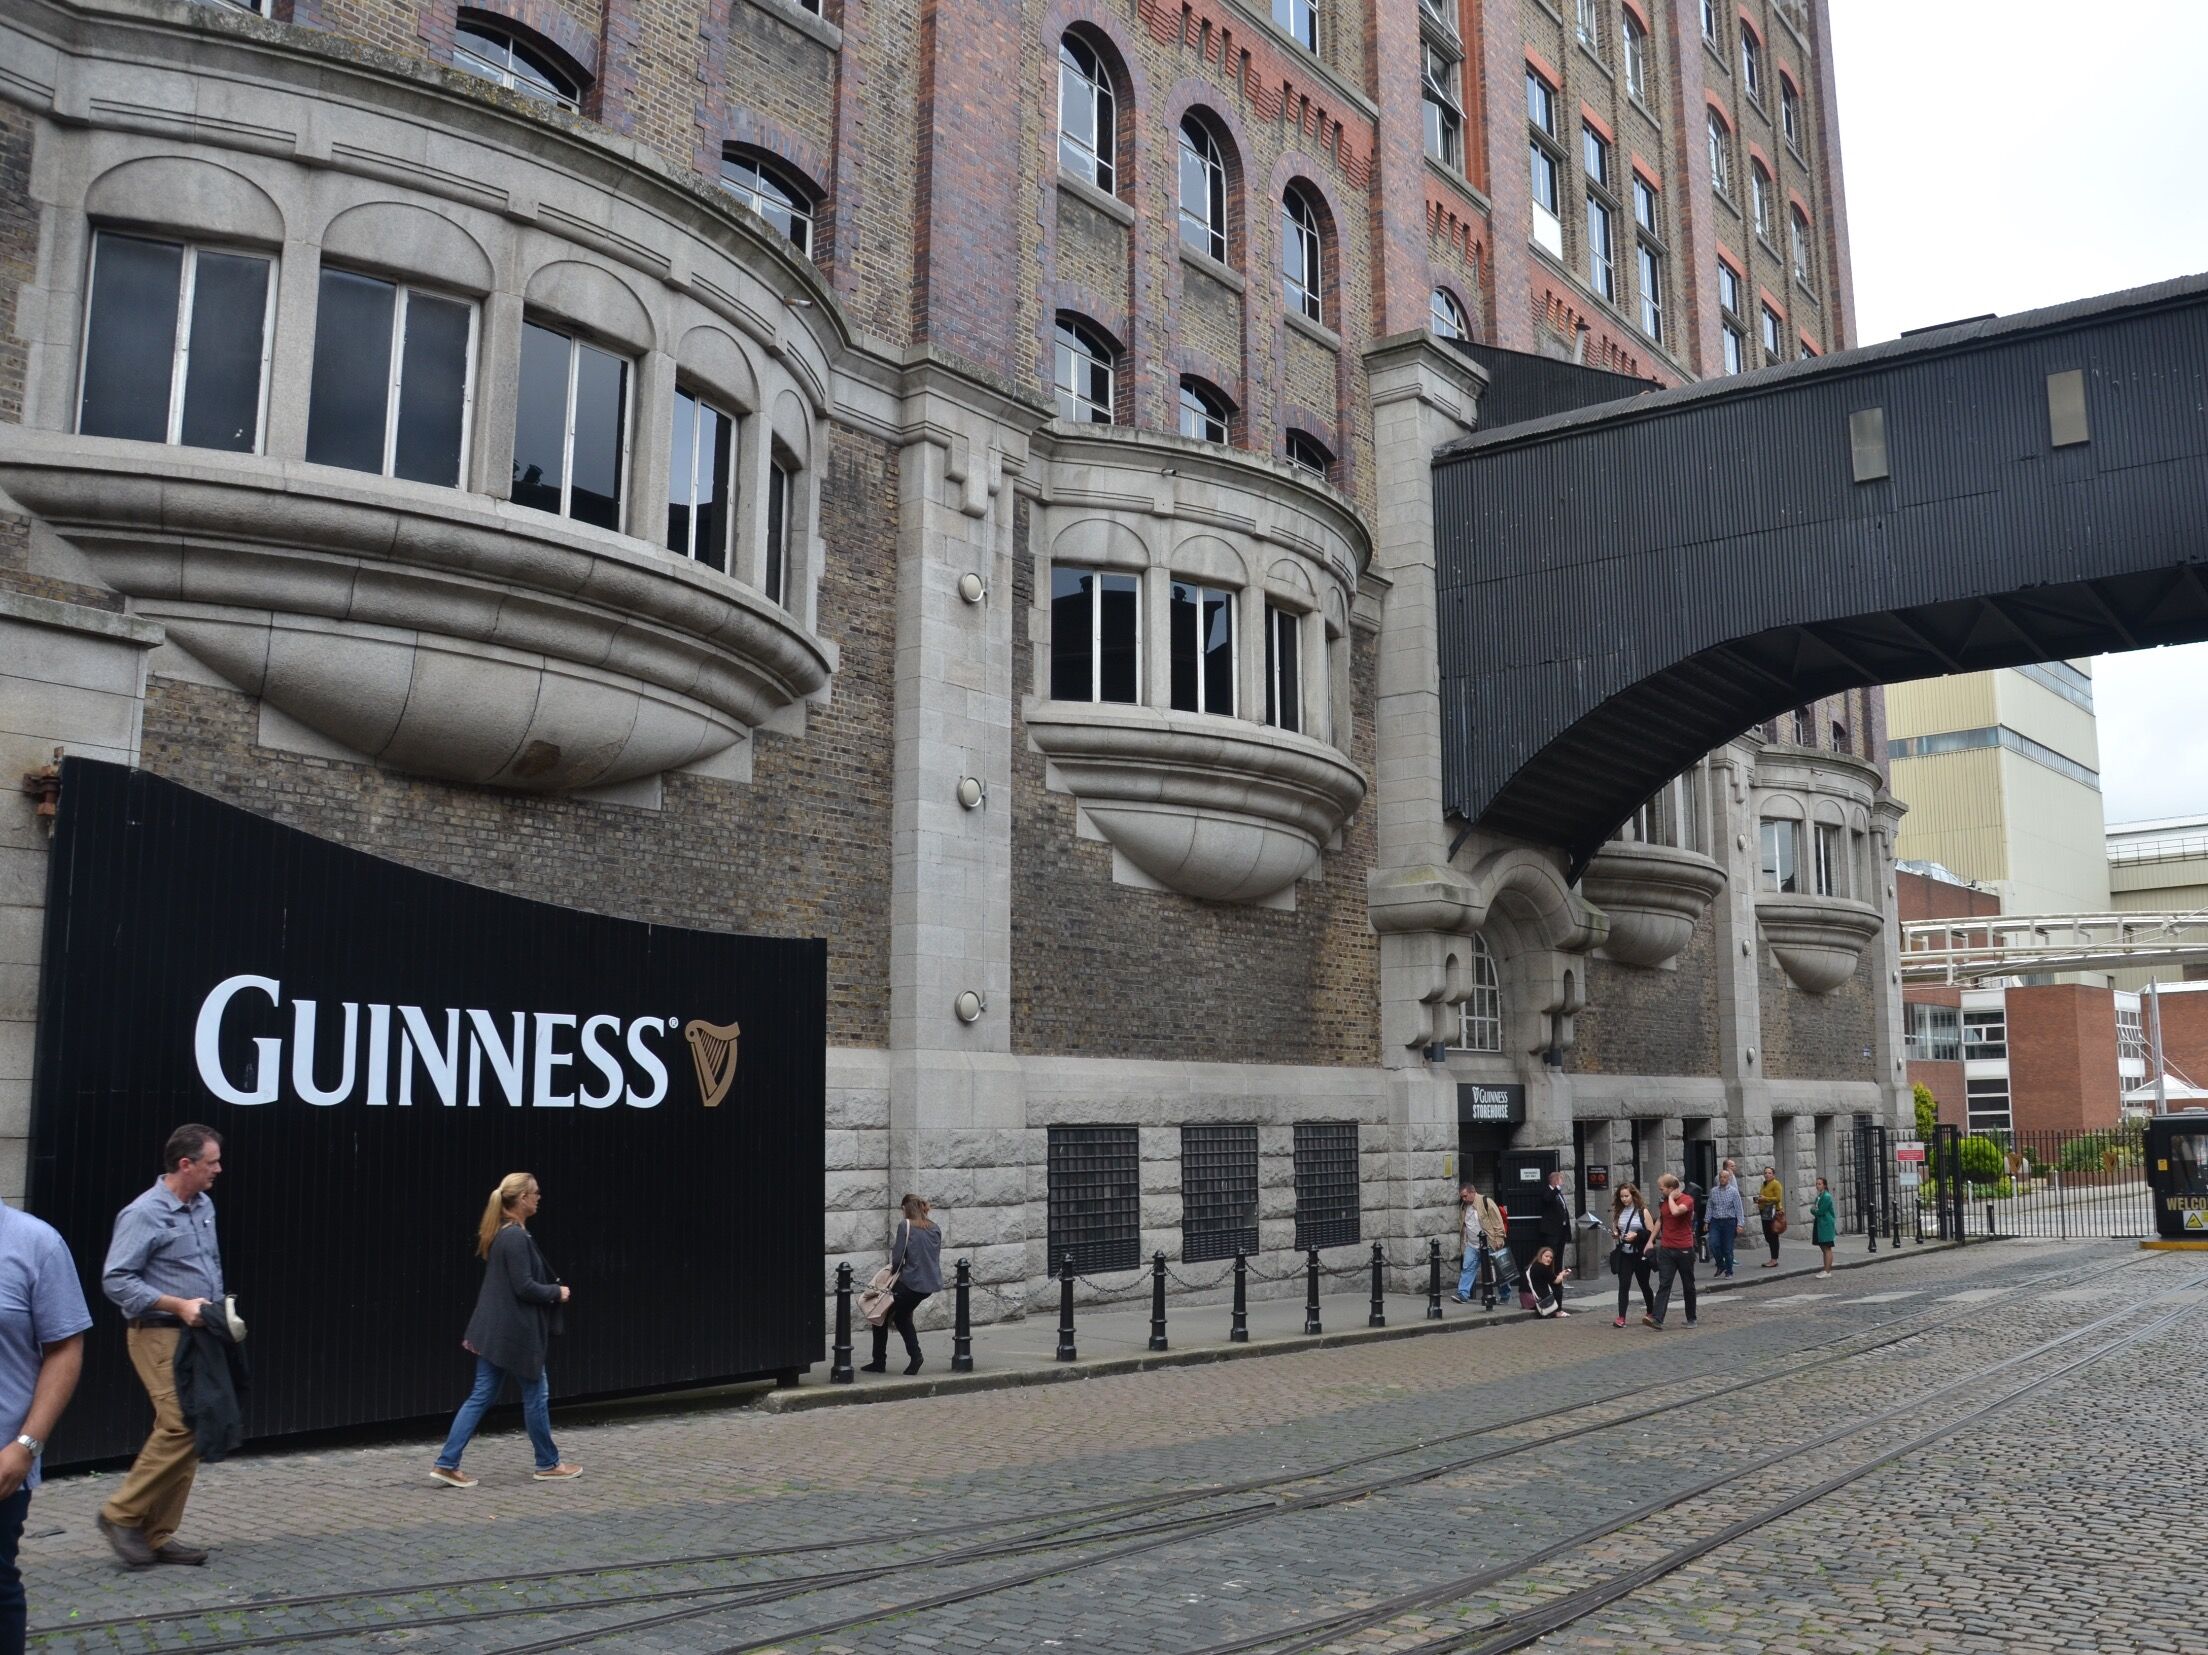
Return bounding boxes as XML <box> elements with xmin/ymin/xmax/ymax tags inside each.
<box><xmin>1</xmin><ymin>0</ymin><xmax>1900</xmax><ymax>1328</ymax></box>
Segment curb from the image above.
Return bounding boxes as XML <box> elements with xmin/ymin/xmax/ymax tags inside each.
<box><xmin>757</xmin><ymin>1238</ymin><xmax>1966</xmax><ymax>1413</ymax></box>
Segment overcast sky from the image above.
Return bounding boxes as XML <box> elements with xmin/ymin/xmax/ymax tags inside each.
<box><xmin>1828</xmin><ymin>2</ymin><xmax>2208</xmax><ymax>826</ymax></box>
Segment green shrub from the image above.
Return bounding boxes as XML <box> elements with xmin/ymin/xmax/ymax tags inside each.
<box><xmin>1912</xmin><ymin>1083</ymin><xmax>1940</xmax><ymax>1141</ymax></box>
<box><xmin>2054</xmin><ymin>1130</ymin><xmax>2144</xmax><ymax>1174</ymax></box>
<box><xmin>1957</xmin><ymin>1134</ymin><xmax>2006</xmax><ymax>1183</ymax></box>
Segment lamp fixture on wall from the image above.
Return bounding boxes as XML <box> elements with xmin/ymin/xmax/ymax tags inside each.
<box><xmin>957</xmin><ymin>571</ymin><xmax>987</xmax><ymax>604</ymax></box>
<box><xmin>954</xmin><ymin>990</ymin><xmax>985</xmax><ymax>1024</ymax></box>
<box><xmin>956</xmin><ymin>775</ymin><xmax>985</xmax><ymax>809</ymax></box>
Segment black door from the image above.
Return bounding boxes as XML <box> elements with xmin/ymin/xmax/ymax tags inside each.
<box><xmin>1497</xmin><ymin>1148</ymin><xmax>1558</xmax><ymax>1271</ymax></box>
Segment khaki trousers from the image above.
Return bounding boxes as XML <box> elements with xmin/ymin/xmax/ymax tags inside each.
<box><xmin>101</xmin><ymin>1326</ymin><xmax>197</xmax><ymax>1548</ymax></box>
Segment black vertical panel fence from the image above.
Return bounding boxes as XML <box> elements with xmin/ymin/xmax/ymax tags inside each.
<box><xmin>31</xmin><ymin>761</ymin><xmax>826</xmax><ymax>1467</ymax></box>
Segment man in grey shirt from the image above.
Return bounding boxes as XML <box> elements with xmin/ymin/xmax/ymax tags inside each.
<box><xmin>0</xmin><ymin>1201</ymin><xmax>91</xmax><ymax>1652</ymax></box>
<box><xmin>97</xmin><ymin>1124</ymin><xmax>226</xmax><ymax>1569</ymax></box>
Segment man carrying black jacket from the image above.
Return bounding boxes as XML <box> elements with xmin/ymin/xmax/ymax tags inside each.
<box><xmin>1537</xmin><ymin>1169</ymin><xmax>1573</xmax><ymax>1311</ymax></box>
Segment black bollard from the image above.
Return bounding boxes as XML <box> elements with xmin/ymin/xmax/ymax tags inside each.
<box><xmin>830</xmin><ymin>1261</ymin><xmax>855</xmax><ymax>1384</ymax></box>
<box><xmin>1368</xmin><ymin>1241</ymin><xmax>1386</xmax><ymax>1328</ymax></box>
<box><xmin>951</xmin><ymin>1257</ymin><xmax>974</xmax><ymax>1373</ymax></box>
<box><xmin>1230</xmin><ymin>1251</ymin><xmax>1249</xmax><ymax>1342</ymax></box>
<box><xmin>1056</xmin><ymin>1252</ymin><xmax>1077</xmax><ymax>1361</ymax></box>
<box><xmin>1149</xmin><ymin>1251</ymin><xmax>1168</xmax><ymax>1352</ymax></box>
<box><xmin>1304</xmin><ymin>1247</ymin><xmax>1322</xmax><ymax>1335</ymax></box>
<box><xmin>1426</xmin><ymin>1237</ymin><xmax>1443</xmax><ymax>1320</ymax></box>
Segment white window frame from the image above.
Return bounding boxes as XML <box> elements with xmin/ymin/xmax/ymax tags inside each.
<box><xmin>1782</xmin><ymin>79</ymin><xmax>1802</xmax><ymax>150</ymax></box>
<box><xmin>1586</xmin><ymin>192</ymin><xmax>1615</xmax><ymax>301</ymax></box>
<box><xmin>1170</xmin><ymin>579</ymin><xmax>1236</xmax><ymax>717</ymax></box>
<box><xmin>1905</xmin><ymin>1002</ymin><xmax>1961</xmax><ymax>1063</ymax></box>
<box><xmin>1576</xmin><ymin>0</ymin><xmax>1602</xmax><ymax>52</ymax></box>
<box><xmin>1741</xmin><ymin>27</ymin><xmax>1763</xmax><ymax>104</ymax></box>
<box><xmin>516</xmin><ymin>319</ymin><xmax>633</xmax><ymax>532</ymax></box>
<box><xmin>1052</xmin><ymin>565</ymin><xmax>1142</xmax><ymax>705</ymax></box>
<box><xmin>1963</xmin><ymin>1008</ymin><xmax>2009</xmax><ymax>1060</ymax></box>
<box><xmin>1751</xmin><ymin>163</ymin><xmax>1772</xmax><ymax>239</ymax></box>
<box><xmin>1058</xmin><ymin>33</ymin><xmax>1116</xmax><ymax>195</ymax></box>
<box><xmin>1759</xmin><ymin>817</ymin><xmax>1801</xmax><ymax>893</ymax></box>
<box><xmin>1453</xmin><ymin>935</ymin><xmax>1503</xmax><ymax>1053</ymax></box>
<box><xmin>1273</xmin><ymin>0</ymin><xmax>1317</xmax><ymax>53</ymax></box>
<box><xmin>1178</xmin><ymin>116</ymin><xmax>1228</xmax><ymax>265</ymax></box>
<box><xmin>314</xmin><ymin>273</ymin><xmax>480</xmax><ymax>484</ymax></box>
<box><xmin>1178</xmin><ymin>379</ymin><xmax>1230</xmax><ymax>444</ymax></box>
<box><xmin>1422</xmin><ymin>41</ymin><xmax>1464</xmax><ymax>168</ymax></box>
<box><xmin>1637</xmin><ymin>240</ymin><xmax>1663</xmax><ymax>342</ymax></box>
<box><xmin>1285</xmin><ymin>430</ymin><xmax>1331</xmax><ymax>480</ymax></box>
<box><xmin>1430</xmin><ymin>287</ymin><xmax>1469</xmax><ymax>340</ymax></box>
<box><xmin>720</xmin><ymin>151</ymin><xmax>815</xmax><ymax>256</ymax></box>
<box><xmin>1265</xmin><ymin>602</ymin><xmax>1303</xmax><ymax>733</ymax></box>
<box><xmin>1700</xmin><ymin>0</ymin><xmax>1721</xmax><ymax>43</ymax></box>
<box><xmin>1283</xmin><ymin>189</ymin><xmax>1323</xmax><ymax>323</ymax></box>
<box><xmin>1813</xmin><ymin>820</ymin><xmax>1843</xmax><ymax>896</ymax></box>
<box><xmin>1761</xmin><ymin>304</ymin><xmax>1783</xmax><ymax>366</ymax></box>
<box><xmin>1790</xmin><ymin>205</ymin><xmax>1813</xmax><ymax>287</ymax></box>
<box><xmin>667</xmin><ymin>384</ymin><xmax>739</xmax><ymax>568</ymax></box>
<box><xmin>1706</xmin><ymin>110</ymin><xmax>1731</xmax><ymax>197</ymax></box>
<box><xmin>1622</xmin><ymin>12</ymin><xmax>1649</xmax><ymax>101</ymax></box>
<box><xmin>765</xmin><ymin>457</ymin><xmax>792</xmax><ymax>606</ymax></box>
<box><xmin>77</xmin><ymin>232</ymin><xmax>278</xmax><ymax>456</ymax></box>
<box><xmin>453</xmin><ymin>18</ymin><xmax>582</xmax><ymax>112</ymax></box>
<box><xmin>1054</xmin><ymin>317</ymin><xmax>1115</xmax><ymax>424</ymax></box>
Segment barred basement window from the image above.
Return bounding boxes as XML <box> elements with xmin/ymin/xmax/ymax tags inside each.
<box><xmin>1293</xmin><ymin>1121</ymin><xmax>1361</xmax><ymax>1251</ymax></box>
<box><xmin>1050</xmin><ymin>567</ymin><xmax>1141</xmax><ymax>703</ymax></box>
<box><xmin>1169</xmin><ymin>580</ymin><xmax>1236</xmax><ymax>716</ymax></box>
<box><xmin>1047</xmin><ymin>1126</ymin><xmax>1141</xmax><ymax>1275</ymax></box>
<box><xmin>453</xmin><ymin>17</ymin><xmax>581</xmax><ymax>112</ymax></box>
<box><xmin>667</xmin><ymin>387</ymin><xmax>738</xmax><ymax>573</ymax></box>
<box><xmin>307</xmin><ymin>270</ymin><xmax>476</xmax><ymax>488</ymax></box>
<box><xmin>78</xmin><ymin>232</ymin><xmax>274</xmax><ymax>454</ymax></box>
<box><xmin>511</xmin><ymin>319</ymin><xmax>629</xmax><ymax>532</ymax></box>
<box><xmin>1181</xmin><ymin>1125</ymin><xmax>1259</xmax><ymax>1263</ymax></box>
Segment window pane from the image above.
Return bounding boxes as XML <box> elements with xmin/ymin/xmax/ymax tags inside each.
<box><xmin>1203</xmin><ymin>587</ymin><xmax>1234</xmax><ymax>715</ymax></box>
<box><xmin>306</xmin><ymin>269</ymin><xmax>396</xmax><ymax>474</ymax></box>
<box><xmin>178</xmin><ymin>250</ymin><xmax>269</xmax><ymax>453</ymax></box>
<box><xmin>393</xmin><ymin>291</ymin><xmax>471</xmax><ymax>488</ymax></box>
<box><xmin>697</xmin><ymin>402</ymin><xmax>735</xmax><ymax>574</ymax></box>
<box><xmin>1050</xmin><ymin>567</ymin><xmax>1095</xmax><ymax>701</ymax></box>
<box><xmin>80</xmin><ymin>235</ymin><xmax>182</xmax><ymax>442</ymax></box>
<box><xmin>1098</xmin><ymin>572</ymin><xmax>1139</xmax><ymax>703</ymax></box>
<box><xmin>1270</xmin><ymin>607</ymin><xmax>1300</xmax><ymax>732</ymax></box>
<box><xmin>766</xmin><ymin>461</ymin><xmax>789</xmax><ymax>603</ymax></box>
<box><xmin>1170</xmin><ymin>581</ymin><xmax>1199</xmax><ymax>713</ymax></box>
<box><xmin>568</xmin><ymin>341</ymin><xmax>626</xmax><ymax>531</ymax></box>
<box><xmin>511</xmin><ymin>323</ymin><xmax>570</xmax><ymax>515</ymax></box>
<box><xmin>666</xmin><ymin>388</ymin><xmax>697</xmax><ymax>558</ymax></box>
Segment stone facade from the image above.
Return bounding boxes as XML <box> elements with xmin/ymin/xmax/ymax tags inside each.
<box><xmin>0</xmin><ymin>0</ymin><xmax>1900</xmax><ymax>1336</ymax></box>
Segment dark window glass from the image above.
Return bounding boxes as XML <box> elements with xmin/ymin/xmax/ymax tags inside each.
<box><xmin>567</xmin><ymin>340</ymin><xmax>627</xmax><ymax>531</ymax></box>
<box><xmin>306</xmin><ymin>269</ymin><xmax>396</xmax><ymax>475</ymax></box>
<box><xmin>1050</xmin><ymin>567</ymin><xmax>1095</xmax><ymax>701</ymax></box>
<box><xmin>1098</xmin><ymin>571</ymin><xmax>1139</xmax><ymax>703</ymax></box>
<box><xmin>1046</xmin><ymin>1126</ymin><xmax>1141</xmax><ymax>1275</ymax></box>
<box><xmin>394</xmin><ymin>291</ymin><xmax>472</xmax><ymax>488</ymax></box>
<box><xmin>1170</xmin><ymin>581</ymin><xmax>1234</xmax><ymax>715</ymax></box>
<box><xmin>1059</xmin><ymin>35</ymin><xmax>1115</xmax><ymax>194</ymax></box>
<box><xmin>666</xmin><ymin>390</ymin><xmax>695</xmax><ymax>561</ymax></box>
<box><xmin>1267</xmin><ymin>604</ymin><xmax>1300</xmax><ymax>732</ymax></box>
<box><xmin>177</xmin><ymin>250</ymin><xmax>269</xmax><ymax>453</ymax></box>
<box><xmin>79</xmin><ymin>234</ymin><xmax>181</xmax><ymax>443</ymax></box>
<box><xmin>696</xmin><ymin>402</ymin><xmax>735</xmax><ymax>575</ymax></box>
<box><xmin>766</xmin><ymin>461</ymin><xmax>790</xmax><ymax>604</ymax></box>
<box><xmin>511</xmin><ymin>321</ymin><xmax>569</xmax><ymax>515</ymax></box>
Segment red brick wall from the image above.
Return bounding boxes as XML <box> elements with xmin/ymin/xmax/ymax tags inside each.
<box><xmin>2006</xmin><ymin>984</ymin><xmax>2121</xmax><ymax>1136</ymax></box>
<box><xmin>1896</xmin><ymin>868</ymin><xmax>2001</xmax><ymax>924</ymax></box>
<box><xmin>2147</xmin><ymin>988</ymin><xmax>2208</xmax><ymax>1093</ymax></box>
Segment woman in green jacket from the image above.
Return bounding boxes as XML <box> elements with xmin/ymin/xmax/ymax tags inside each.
<box><xmin>1811</xmin><ymin>1176</ymin><xmax>1837</xmax><ymax>1278</ymax></box>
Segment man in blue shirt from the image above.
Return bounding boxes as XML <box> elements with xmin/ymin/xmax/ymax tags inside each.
<box><xmin>0</xmin><ymin>1200</ymin><xmax>92</xmax><ymax>1654</ymax></box>
<box><xmin>97</xmin><ymin>1125</ymin><xmax>226</xmax><ymax>1570</ymax></box>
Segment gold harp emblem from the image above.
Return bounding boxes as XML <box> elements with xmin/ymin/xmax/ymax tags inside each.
<box><xmin>683</xmin><ymin>1019</ymin><xmax>741</xmax><ymax>1108</ymax></box>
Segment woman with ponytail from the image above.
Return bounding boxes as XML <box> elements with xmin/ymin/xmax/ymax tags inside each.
<box><xmin>429</xmin><ymin>1173</ymin><xmax>578</xmax><ymax>1488</ymax></box>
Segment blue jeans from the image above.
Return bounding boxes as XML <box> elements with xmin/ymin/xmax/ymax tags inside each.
<box><xmin>436</xmin><ymin>1357</ymin><xmax>560</xmax><ymax>1472</ymax></box>
<box><xmin>1457</xmin><ymin>1251</ymin><xmax>1480</xmax><ymax>1299</ymax></box>
<box><xmin>0</xmin><ymin>1485</ymin><xmax>27</xmax><ymax>1655</ymax></box>
<box><xmin>1709</xmin><ymin>1216</ymin><xmax>1739</xmax><ymax>1274</ymax></box>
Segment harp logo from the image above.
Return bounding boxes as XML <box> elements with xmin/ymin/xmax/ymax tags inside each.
<box><xmin>684</xmin><ymin>1020</ymin><xmax>741</xmax><ymax>1108</ymax></box>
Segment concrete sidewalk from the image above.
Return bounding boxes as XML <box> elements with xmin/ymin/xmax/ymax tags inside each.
<box><xmin>763</xmin><ymin>1231</ymin><xmax>1956</xmax><ymax>1412</ymax></box>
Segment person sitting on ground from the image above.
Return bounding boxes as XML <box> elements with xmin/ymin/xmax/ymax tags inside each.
<box><xmin>1525</xmin><ymin>1246</ymin><xmax>1571</xmax><ymax>1318</ymax></box>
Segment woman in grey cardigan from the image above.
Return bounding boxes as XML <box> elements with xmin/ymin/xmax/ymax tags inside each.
<box><xmin>862</xmin><ymin>1194</ymin><xmax>941</xmax><ymax>1377</ymax></box>
<box><xmin>429</xmin><ymin>1173</ymin><xmax>579</xmax><ymax>1487</ymax></box>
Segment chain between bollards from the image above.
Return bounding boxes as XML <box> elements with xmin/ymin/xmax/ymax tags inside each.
<box><xmin>950</xmin><ymin>1257</ymin><xmax>974</xmax><ymax>1373</ymax></box>
<box><xmin>1368</xmin><ymin>1241</ymin><xmax>1385</xmax><ymax>1328</ymax></box>
<box><xmin>1148</xmin><ymin>1251</ymin><xmax>1168</xmax><ymax>1352</ymax></box>
<box><xmin>1303</xmin><ymin>1247</ymin><xmax>1322</xmax><ymax>1334</ymax></box>
<box><xmin>1426</xmin><ymin>1237</ymin><xmax>1443</xmax><ymax>1320</ymax></box>
<box><xmin>1056</xmin><ymin>1252</ymin><xmax>1077</xmax><ymax>1361</ymax></box>
<box><xmin>1230</xmin><ymin>1251</ymin><xmax>1249</xmax><ymax>1342</ymax></box>
<box><xmin>830</xmin><ymin>1261</ymin><xmax>855</xmax><ymax>1384</ymax></box>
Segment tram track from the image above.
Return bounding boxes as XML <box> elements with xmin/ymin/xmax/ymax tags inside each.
<box><xmin>27</xmin><ymin>1247</ymin><xmax>2145</xmax><ymax>1654</ymax></box>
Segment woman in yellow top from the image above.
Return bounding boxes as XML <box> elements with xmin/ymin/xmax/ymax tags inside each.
<box><xmin>1756</xmin><ymin>1167</ymin><xmax>1785</xmax><ymax>1268</ymax></box>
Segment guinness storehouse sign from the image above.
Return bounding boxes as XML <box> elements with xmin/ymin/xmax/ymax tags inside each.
<box><xmin>31</xmin><ymin>761</ymin><xmax>825</xmax><ymax>1466</ymax></box>
<box><xmin>1457</xmin><ymin>1083</ymin><xmax>1526</xmax><ymax>1127</ymax></box>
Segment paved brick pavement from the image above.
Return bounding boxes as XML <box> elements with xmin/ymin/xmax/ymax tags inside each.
<box><xmin>18</xmin><ymin>1241</ymin><xmax>2198</xmax><ymax>1654</ymax></box>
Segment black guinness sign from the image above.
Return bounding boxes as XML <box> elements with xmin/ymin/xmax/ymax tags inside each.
<box><xmin>1457</xmin><ymin>1082</ymin><xmax>1526</xmax><ymax>1127</ymax></box>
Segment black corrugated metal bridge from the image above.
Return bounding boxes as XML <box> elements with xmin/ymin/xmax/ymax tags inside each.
<box><xmin>1435</xmin><ymin>273</ymin><xmax>2208</xmax><ymax>878</ymax></box>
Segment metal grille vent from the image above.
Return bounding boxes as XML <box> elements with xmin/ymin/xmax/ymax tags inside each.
<box><xmin>1181</xmin><ymin>1124</ymin><xmax>1258</xmax><ymax>1263</ymax></box>
<box><xmin>1047</xmin><ymin>1126</ymin><xmax>1141</xmax><ymax>1275</ymax></box>
<box><xmin>1294</xmin><ymin>1121</ymin><xmax>1361</xmax><ymax>1251</ymax></box>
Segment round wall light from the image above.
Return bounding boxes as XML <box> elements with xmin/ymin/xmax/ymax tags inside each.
<box><xmin>956</xmin><ymin>775</ymin><xmax>985</xmax><ymax>810</ymax></box>
<box><xmin>957</xmin><ymin>571</ymin><xmax>987</xmax><ymax>605</ymax></box>
<box><xmin>954</xmin><ymin>990</ymin><xmax>985</xmax><ymax>1024</ymax></box>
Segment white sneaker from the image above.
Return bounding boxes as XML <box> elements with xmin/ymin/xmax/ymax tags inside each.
<box><xmin>1816</xmin><ymin>1270</ymin><xmax>1831</xmax><ymax>1279</ymax></box>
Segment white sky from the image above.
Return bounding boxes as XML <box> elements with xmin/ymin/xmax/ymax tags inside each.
<box><xmin>1827</xmin><ymin>2</ymin><xmax>2208</xmax><ymax>825</ymax></box>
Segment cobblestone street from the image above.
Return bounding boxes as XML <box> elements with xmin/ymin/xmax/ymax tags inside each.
<box><xmin>19</xmin><ymin>1240</ymin><xmax>2202</xmax><ymax>1654</ymax></box>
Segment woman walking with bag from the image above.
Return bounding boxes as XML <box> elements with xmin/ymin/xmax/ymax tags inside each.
<box><xmin>1811</xmin><ymin>1176</ymin><xmax>1838</xmax><ymax>1277</ymax></box>
<box><xmin>1607</xmin><ymin>1183</ymin><xmax>1656</xmax><ymax>1328</ymax></box>
<box><xmin>1756</xmin><ymin>1166</ymin><xmax>1786</xmax><ymax>1267</ymax></box>
<box><xmin>862</xmin><ymin>1195</ymin><xmax>941</xmax><ymax>1376</ymax></box>
<box><xmin>430</xmin><ymin>1173</ymin><xmax>579</xmax><ymax>1488</ymax></box>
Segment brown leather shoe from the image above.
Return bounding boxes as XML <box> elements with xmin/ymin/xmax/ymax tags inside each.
<box><xmin>96</xmin><ymin>1513</ymin><xmax>155</xmax><ymax>1568</ymax></box>
<box><xmin>152</xmin><ymin>1540</ymin><xmax>209</xmax><ymax>1566</ymax></box>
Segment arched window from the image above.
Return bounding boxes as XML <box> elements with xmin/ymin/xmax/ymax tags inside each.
<box><xmin>1789</xmin><ymin>204</ymin><xmax>1813</xmax><ymax>288</ymax></box>
<box><xmin>1282</xmin><ymin>187</ymin><xmax>1322</xmax><ymax>323</ymax></box>
<box><xmin>1740</xmin><ymin>23</ymin><xmax>1763</xmax><ymax>104</ymax></box>
<box><xmin>1430</xmin><ymin>287</ymin><xmax>1469</xmax><ymax>340</ymax></box>
<box><xmin>1053</xmin><ymin>316</ymin><xmax>1115</xmax><ymax>424</ymax></box>
<box><xmin>453</xmin><ymin>16</ymin><xmax>582</xmax><ymax>111</ymax></box>
<box><xmin>719</xmin><ymin>150</ymin><xmax>815</xmax><ymax>256</ymax></box>
<box><xmin>1285</xmin><ymin>429</ymin><xmax>1331</xmax><ymax>480</ymax></box>
<box><xmin>1178</xmin><ymin>116</ymin><xmax>1228</xmax><ymax>264</ymax></box>
<box><xmin>1454</xmin><ymin>935</ymin><xmax>1503</xmax><ymax>1053</ymax></box>
<box><xmin>1058</xmin><ymin>33</ymin><xmax>1116</xmax><ymax>195</ymax></box>
<box><xmin>1705</xmin><ymin>108</ymin><xmax>1731</xmax><ymax>198</ymax></box>
<box><xmin>1178</xmin><ymin>378</ymin><xmax>1230</xmax><ymax>444</ymax></box>
<box><xmin>1781</xmin><ymin>77</ymin><xmax>1803</xmax><ymax>150</ymax></box>
<box><xmin>1750</xmin><ymin>160</ymin><xmax>1772</xmax><ymax>238</ymax></box>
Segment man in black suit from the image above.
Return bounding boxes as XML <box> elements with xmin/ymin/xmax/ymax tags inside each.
<box><xmin>1537</xmin><ymin>1169</ymin><xmax>1574</xmax><ymax>1310</ymax></box>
